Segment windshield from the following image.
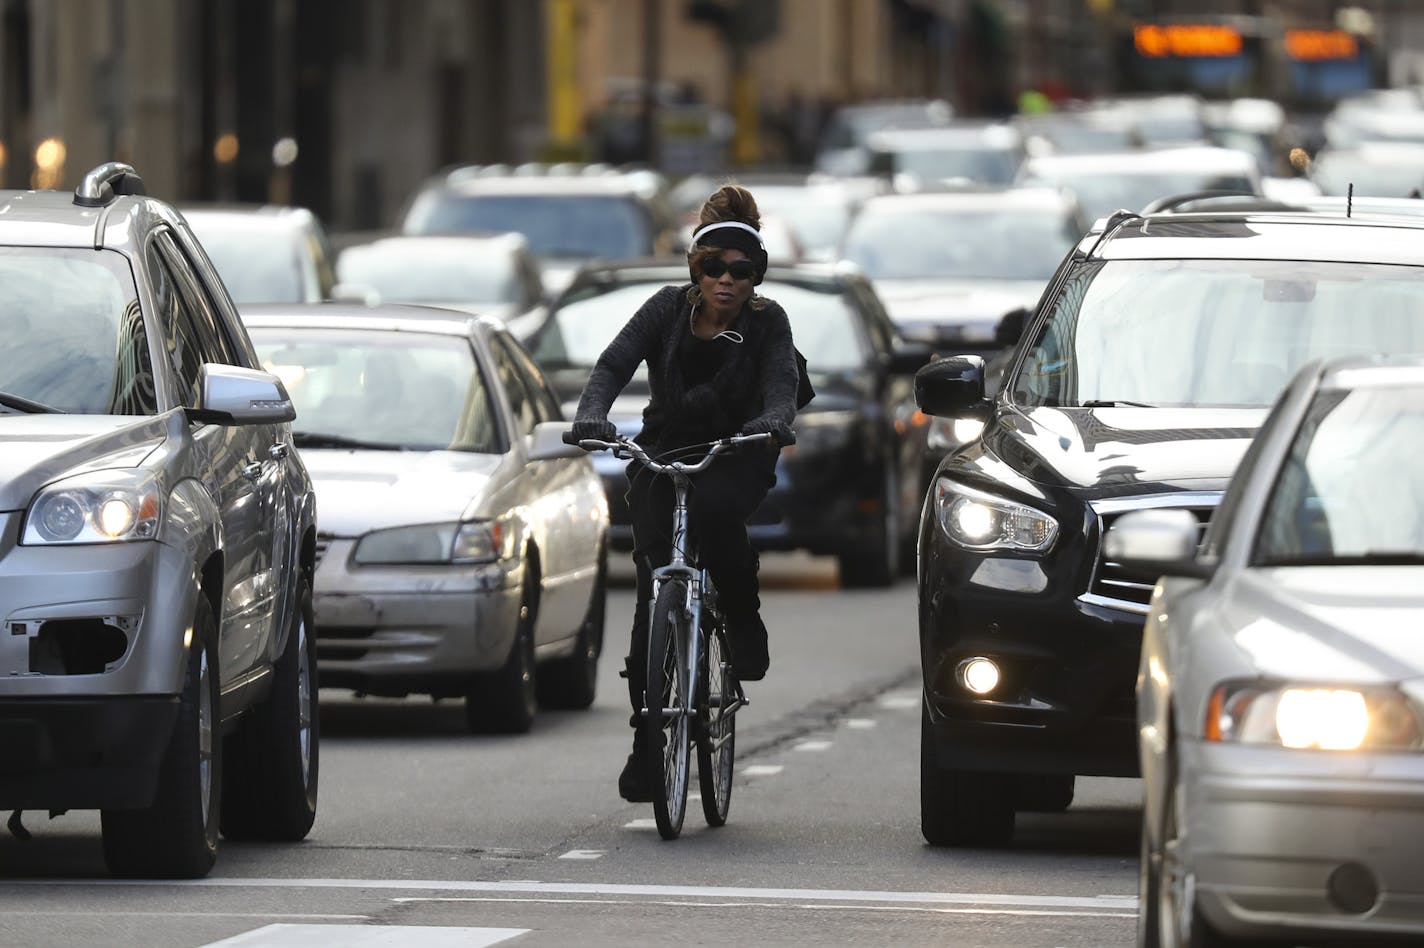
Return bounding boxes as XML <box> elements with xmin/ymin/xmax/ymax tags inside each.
<box><xmin>1012</xmin><ymin>259</ymin><xmax>1424</xmax><ymax>409</ymax></box>
<box><xmin>404</xmin><ymin>193</ymin><xmax>653</xmax><ymax>260</ymax></box>
<box><xmin>338</xmin><ymin>244</ymin><xmax>521</xmax><ymax>305</ymax></box>
<box><xmin>0</xmin><ymin>248</ymin><xmax>153</xmax><ymax>414</ymax></box>
<box><xmin>1021</xmin><ymin>170</ymin><xmax>1257</xmax><ymax>222</ymax></box>
<box><xmin>529</xmin><ymin>280</ymin><xmax>866</xmax><ymax>374</ymax></box>
<box><xmin>754</xmin><ymin>187</ymin><xmax>854</xmax><ymax>259</ymax></box>
<box><xmin>188</xmin><ymin>225</ymin><xmax>307</xmax><ymax>303</ymax></box>
<box><xmin>889</xmin><ymin>147</ymin><xmax>1021</xmax><ymax>185</ymax></box>
<box><xmin>250</xmin><ymin>328</ymin><xmax>499</xmax><ymax>452</ymax></box>
<box><xmin>843</xmin><ymin>208</ymin><xmax>1076</xmax><ymax>281</ymax></box>
<box><xmin>1256</xmin><ymin>384</ymin><xmax>1424</xmax><ymax>565</ymax></box>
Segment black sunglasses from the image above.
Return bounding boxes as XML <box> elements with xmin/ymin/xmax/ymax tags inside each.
<box><xmin>700</xmin><ymin>258</ymin><xmax>756</xmax><ymax>281</ymax></box>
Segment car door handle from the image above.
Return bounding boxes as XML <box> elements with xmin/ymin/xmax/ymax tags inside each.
<box><xmin>269</xmin><ymin>442</ymin><xmax>289</xmax><ymax>460</ymax></box>
<box><xmin>243</xmin><ymin>461</ymin><xmax>264</xmax><ymax>480</ymax></box>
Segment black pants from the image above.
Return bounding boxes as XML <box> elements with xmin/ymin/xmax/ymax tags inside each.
<box><xmin>623</xmin><ymin>449</ymin><xmax>775</xmax><ymax>716</ymax></box>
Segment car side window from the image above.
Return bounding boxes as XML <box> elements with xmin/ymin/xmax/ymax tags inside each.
<box><xmin>114</xmin><ymin>300</ymin><xmax>160</xmax><ymax>415</ymax></box>
<box><xmin>147</xmin><ymin>240</ymin><xmax>205</xmax><ymax>406</ymax></box>
<box><xmin>489</xmin><ymin>336</ymin><xmax>539</xmax><ymax>436</ymax></box>
<box><xmin>154</xmin><ymin>231</ymin><xmax>242</xmax><ymax>366</ymax></box>
<box><xmin>495</xmin><ymin>333</ymin><xmax>561</xmax><ymax>424</ymax></box>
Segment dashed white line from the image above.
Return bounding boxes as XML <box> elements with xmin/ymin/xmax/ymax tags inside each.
<box><xmin>878</xmin><ymin>694</ymin><xmax>919</xmax><ymax>710</ymax></box>
<box><xmin>742</xmin><ymin>764</ymin><xmax>784</xmax><ymax>776</ymax></box>
<box><xmin>202</xmin><ymin>923</ymin><xmax>527</xmax><ymax>947</ymax></box>
<box><xmin>558</xmin><ymin>850</ymin><xmax>604</xmax><ymax>860</ymax></box>
<box><xmin>623</xmin><ymin>818</ymin><xmax>659</xmax><ymax>830</ymax></box>
<box><xmin>794</xmin><ymin>740</ymin><xmax>832</xmax><ymax>752</ymax></box>
<box><xmin>845</xmin><ymin>718</ymin><xmax>877</xmax><ymax>729</ymax></box>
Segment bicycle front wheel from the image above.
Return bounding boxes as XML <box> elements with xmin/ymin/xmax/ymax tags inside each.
<box><xmin>645</xmin><ymin>578</ymin><xmax>691</xmax><ymax>840</ymax></box>
<box><xmin>697</xmin><ymin>619</ymin><xmax>736</xmax><ymax>827</ymax></box>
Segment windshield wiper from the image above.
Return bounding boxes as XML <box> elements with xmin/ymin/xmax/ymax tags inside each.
<box><xmin>1079</xmin><ymin>399</ymin><xmax>1158</xmax><ymax>408</ymax></box>
<box><xmin>293</xmin><ymin>431</ymin><xmax>405</xmax><ymax>451</ymax></box>
<box><xmin>0</xmin><ymin>391</ymin><xmax>64</xmax><ymax>414</ymax></box>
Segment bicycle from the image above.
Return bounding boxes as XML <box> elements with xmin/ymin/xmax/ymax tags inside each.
<box><xmin>564</xmin><ymin>429</ymin><xmax>771</xmax><ymax>839</ymax></box>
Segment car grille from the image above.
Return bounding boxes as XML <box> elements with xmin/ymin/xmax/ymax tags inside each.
<box><xmin>1085</xmin><ymin>496</ymin><xmax>1220</xmax><ymax>614</ymax></box>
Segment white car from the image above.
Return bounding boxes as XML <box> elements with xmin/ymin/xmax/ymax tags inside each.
<box><xmin>244</xmin><ymin>304</ymin><xmax>609</xmax><ymax>733</ymax></box>
<box><xmin>1108</xmin><ymin>354</ymin><xmax>1424</xmax><ymax>946</ymax></box>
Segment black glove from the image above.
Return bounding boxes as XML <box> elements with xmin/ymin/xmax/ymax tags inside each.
<box><xmin>738</xmin><ymin>417</ymin><xmax>795</xmax><ymax>446</ymax></box>
<box><xmin>571</xmin><ymin>418</ymin><xmax>619</xmax><ymax>442</ymax></box>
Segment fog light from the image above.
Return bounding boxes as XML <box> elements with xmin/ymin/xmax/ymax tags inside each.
<box><xmin>957</xmin><ymin>657</ymin><xmax>1001</xmax><ymax>695</ymax></box>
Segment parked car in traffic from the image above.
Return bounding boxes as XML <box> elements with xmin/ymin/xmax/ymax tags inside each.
<box><xmin>912</xmin><ymin>201</ymin><xmax>1424</xmax><ymax>847</ymax></box>
<box><xmin>179</xmin><ymin>203</ymin><xmax>338</xmax><ymax>304</ymax></box>
<box><xmin>244</xmin><ymin>304</ymin><xmax>609</xmax><ymax>733</ymax></box>
<box><xmin>0</xmin><ymin>163</ymin><xmax>320</xmax><ymax>877</ymax></box>
<box><xmin>524</xmin><ymin>261</ymin><xmax>932</xmax><ymax>587</ymax></box>
<box><xmin>334</xmin><ymin>232</ymin><xmax>546</xmax><ymax>332</ymax></box>
<box><xmin>865</xmin><ymin>122</ymin><xmax>1027</xmax><ymax>189</ymax></box>
<box><xmin>1110</xmin><ymin>354</ymin><xmax>1424</xmax><ymax>948</ymax></box>
<box><xmin>398</xmin><ymin>164</ymin><xmax>674</xmax><ymax>296</ymax></box>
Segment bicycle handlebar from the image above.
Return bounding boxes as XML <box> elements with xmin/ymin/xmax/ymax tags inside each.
<box><xmin>562</xmin><ymin>429</ymin><xmax>773</xmax><ymax>475</ymax></box>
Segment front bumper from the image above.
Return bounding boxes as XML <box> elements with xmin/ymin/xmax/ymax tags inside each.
<box><xmin>1186</xmin><ymin>740</ymin><xmax>1424</xmax><ymax>940</ymax></box>
<box><xmin>919</xmin><ymin>520</ymin><xmax>1141</xmax><ymax>777</ymax></box>
<box><xmin>312</xmin><ymin>537</ymin><xmax>522</xmax><ymax>694</ymax></box>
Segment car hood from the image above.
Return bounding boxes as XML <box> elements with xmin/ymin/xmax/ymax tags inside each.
<box><xmin>976</xmin><ymin>405</ymin><xmax>1267</xmax><ymax>498</ymax></box>
<box><xmin>0</xmin><ymin>414</ymin><xmax>168</xmax><ymax>512</ymax></box>
<box><xmin>301</xmin><ymin>448</ymin><xmax>506</xmax><ymax>535</ymax></box>
<box><xmin>877</xmin><ymin>279</ymin><xmax>1046</xmax><ymax>323</ymax></box>
<box><xmin>1221</xmin><ymin>567</ymin><xmax>1424</xmax><ymax>685</ymax></box>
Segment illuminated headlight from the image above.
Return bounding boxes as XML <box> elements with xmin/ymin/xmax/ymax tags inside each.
<box><xmin>926</xmin><ymin>416</ymin><xmax>986</xmax><ymax>453</ymax></box>
<box><xmin>353</xmin><ymin>520</ymin><xmax>510</xmax><ymax>565</ymax></box>
<box><xmin>23</xmin><ymin>469</ymin><xmax>162</xmax><ymax>545</ymax></box>
<box><xmin>793</xmin><ymin>410</ymin><xmax>857</xmax><ymax>453</ymax></box>
<box><xmin>932</xmin><ymin>478</ymin><xmax>1057</xmax><ymax>553</ymax></box>
<box><xmin>1206</xmin><ymin>682</ymin><xmax>1423</xmax><ymax>751</ymax></box>
<box><xmin>957</xmin><ymin>657</ymin><xmax>1001</xmax><ymax>695</ymax></box>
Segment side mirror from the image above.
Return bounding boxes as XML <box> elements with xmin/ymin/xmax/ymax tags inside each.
<box><xmin>527</xmin><ymin>421</ymin><xmax>586</xmax><ymax>461</ymax></box>
<box><xmin>1102</xmin><ymin>508</ymin><xmax>1214</xmax><ymax>580</ymax></box>
<box><xmin>914</xmin><ymin>355</ymin><xmax>988</xmax><ymax>417</ymax></box>
<box><xmin>995</xmin><ymin>307</ymin><xmax>1030</xmax><ymax>348</ymax></box>
<box><xmin>187</xmin><ymin>364</ymin><xmax>296</xmax><ymax>425</ymax></box>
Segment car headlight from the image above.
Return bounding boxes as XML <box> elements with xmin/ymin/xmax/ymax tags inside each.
<box><xmin>932</xmin><ymin>478</ymin><xmax>1057</xmax><ymax>553</ymax></box>
<box><xmin>1205</xmin><ymin>682</ymin><xmax>1423</xmax><ymax>751</ymax></box>
<box><xmin>22</xmin><ymin>469</ymin><xmax>162</xmax><ymax>545</ymax></box>
<box><xmin>793</xmin><ymin>410</ymin><xmax>857</xmax><ymax>452</ymax></box>
<box><xmin>926</xmin><ymin>416</ymin><xmax>986</xmax><ymax>453</ymax></box>
<box><xmin>353</xmin><ymin>519</ymin><xmax>511</xmax><ymax>565</ymax></box>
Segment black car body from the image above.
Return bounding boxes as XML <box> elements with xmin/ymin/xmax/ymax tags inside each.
<box><xmin>526</xmin><ymin>260</ymin><xmax>931</xmax><ymax>588</ymax></box>
<box><xmin>913</xmin><ymin>205</ymin><xmax>1424</xmax><ymax>846</ymax></box>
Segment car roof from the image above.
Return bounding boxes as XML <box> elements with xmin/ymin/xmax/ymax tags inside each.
<box><xmin>858</xmin><ymin>186</ymin><xmax>1076</xmax><ymax>214</ymax></box>
<box><xmin>1089</xmin><ymin>211</ymin><xmax>1424</xmax><ymax>265</ymax></box>
<box><xmin>239</xmin><ymin>302</ymin><xmax>501</xmax><ymax>337</ymax></box>
<box><xmin>338</xmin><ymin>232</ymin><xmax>530</xmax><ymax>254</ymax></box>
<box><xmin>1320</xmin><ymin>353</ymin><xmax>1424</xmax><ymax>390</ymax></box>
<box><xmin>0</xmin><ymin>188</ymin><xmax>161</xmax><ymax>251</ymax></box>
<box><xmin>424</xmin><ymin>172</ymin><xmax>655</xmax><ymax>198</ymax></box>
<box><xmin>1022</xmin><ymin>145</ymin><xmax>1257</xmax><ymax>175</ymax></box>
<box><xmin>868</xmin><ymin>123</ymin><xmax>1022</xmax><ymax>149</ymax></box>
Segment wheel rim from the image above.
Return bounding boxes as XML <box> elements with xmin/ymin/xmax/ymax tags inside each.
<box><xmin>518</xmin><ymin>605</ymin><xmax>536</xmax><ymax>711</ymax></box>
<box><xmin>700</xmin><ymin>627</ymin><xmax>734</xmax><ymax>821</ymax></box>
<box><xmin>296</xmin><ymin>612</ymin><xmax>313</xmax><ymax>785</ymax></box>
<box><xmin>198</xmin><ymin>648</ymin><xmax>214</xmax><ymax>826</ymax></box>
<box><xmin>1158</xmin><ymin>782</ymin><xmax>1194</xmax><ymax>948</ymax></box>
<box><xmin>658</xmin><ymin>617</ymin><xmax>689</xmax><ymax>830</ymax></box>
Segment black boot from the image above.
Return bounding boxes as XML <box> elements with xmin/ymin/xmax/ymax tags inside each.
<box><xmin>725</xmin><ymin>609</ymin><xmax>769</xmax><ymax>682</ymax></box>
<box><xmin>618</xmin><ymin>656</ymin><xmax>654</xmax><ymax>802</ymax></box>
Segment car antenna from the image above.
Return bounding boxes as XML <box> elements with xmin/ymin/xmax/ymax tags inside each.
<box><xmin>1347</xmin><ymin>182</ymin><xmax>1353</xmax><ymax>218</ymax></box>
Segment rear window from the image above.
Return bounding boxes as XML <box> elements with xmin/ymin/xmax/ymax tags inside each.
<box><xmin>404</xmin><ymin>192</ymin><xmax>653</xmax><ymax>260</ymax></box>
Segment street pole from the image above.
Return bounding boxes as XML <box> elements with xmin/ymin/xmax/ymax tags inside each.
<box><xmin>640</xmin><ymin>0</ymin><xmax>661</xmax><ymax>168</ymax></box>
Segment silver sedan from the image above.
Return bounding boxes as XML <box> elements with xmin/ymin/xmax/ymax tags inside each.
<box><xmin>244</xmin><ymin>304</ymin><xmax>609</xmax><ymax>734</ymax></box>
<box><xmin>1107</xmin><ymin>354</ymin><xmax>1424</xmax><ymax>946</ymax></box>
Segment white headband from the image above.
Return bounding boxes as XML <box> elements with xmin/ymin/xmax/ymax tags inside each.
<box><xmin>691</xmin><ymin>220</ymin><xmax>765</xmax><ymax>250</ymax></box>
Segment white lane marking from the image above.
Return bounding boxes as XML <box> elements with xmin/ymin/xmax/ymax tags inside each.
<box><xmin>794</xmin><ymin>741</ymin><xmax>832</xmax><ymax>752</ymax></box>
<box><xmin>22</xmin><ymin>877</ymin><xmax>1136</xmax><ymax>911</ymax></box>
<box><xmin>391</xmin><ymin>896</ymin><xmax>1133</xmax><ymax>919</ymax></box>
<box><xmin>845</xmin><ymin>718</ymin><xmax>877</xmax><ymax>729</ymax></box>
<box><xmin>6</xmin><ymin>914</ymin><xmax>365</xmax><ymax>920</ymax></box>
<box><xmin>558</xmin><ymin>850</ymin><xmax>604</xmax><ymax>860</ymax></box>
<box><xmin>623</xmin><ymin>818</ymin><xmax>659</xmax><ymax>830</ymax></box>
<box><xmin>202</xmin><ymin>923</ymin><xmax>527</xmax><ymax>947</ymax></box>
<box><xmin>878</xmin><ymin>694</ymin><xmax>919</xmax><ymax>710</ymax></box>
<box><xmin>742</xmin><ymin>764</ymin><xmax>783</xmax><ymax>776</ymax></box>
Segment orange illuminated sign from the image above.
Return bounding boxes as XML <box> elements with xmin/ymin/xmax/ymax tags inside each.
<box><xmin>1284</xmin><ymin>29</ymin><xmax>1359</xmax><ymax>62</ymax></box>
<box><xmin>1135</xmin><ymin>23</ymin><xmax>1244</xmax><ymax>58</ymax></box>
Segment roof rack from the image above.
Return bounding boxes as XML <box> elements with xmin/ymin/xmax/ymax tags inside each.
<box><xmin>73</xmin><ymin>162</ymin><xmax>145</xmax><ymax>207</ymax></box>
<box><xmin>1139</xmin><ymin>190</ymin><xmax>1290</xmax><ymax>214</ymax></box>
<box><xmin>1083</xmin><ymin>208</ymin><xmax>1141</xmax><ymax>259</ymax></box>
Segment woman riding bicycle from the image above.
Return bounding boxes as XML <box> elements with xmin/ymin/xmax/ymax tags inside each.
<box><xmin>570</xmin><ymin>184</ymin><xmax>800</xmax><ymax>803</ymax></box>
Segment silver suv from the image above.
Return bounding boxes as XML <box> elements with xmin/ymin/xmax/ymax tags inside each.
<box><xmin>0</xmin><ymin>163</ymin><xmax>319</xmax><ymax>877</ymax></box>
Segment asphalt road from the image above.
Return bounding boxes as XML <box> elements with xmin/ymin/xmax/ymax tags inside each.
<box><xmin>1</xmin><ymin>554</ymin><xmax>1141</xmax><ymax>948</ymax></box>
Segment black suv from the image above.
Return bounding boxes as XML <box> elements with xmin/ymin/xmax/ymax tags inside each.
<box><xmin>913</xmin><ymin>202</ymin><xmax>1424</xmax><ymax>845</ymax></box>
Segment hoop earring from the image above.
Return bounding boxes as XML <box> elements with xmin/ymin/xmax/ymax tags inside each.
<box><xmin>687</xmin><ymin>286</ymin><xmax>702</xmax><ymax>307</ymax></box>
<box><xmin>749</xmin><ymin>292</ymin><xmax>767</xmax><ymax>312</ymax></box>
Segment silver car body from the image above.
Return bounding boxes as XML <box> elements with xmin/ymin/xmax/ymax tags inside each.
<box><xmin>242</xmin><ymin>306</ymin><xmax>608</xmax><ymax>694</ymax></box>
<box><xmin>1119</xmin><ymin>356</ymin><xmax>1424</xmax><ymax>943</ymax></box>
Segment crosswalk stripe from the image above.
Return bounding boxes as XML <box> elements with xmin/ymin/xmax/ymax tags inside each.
<box><xmin>201</xmin><ymin>923</ymin><xmax>528</xmax><ymax>947</ymax></box>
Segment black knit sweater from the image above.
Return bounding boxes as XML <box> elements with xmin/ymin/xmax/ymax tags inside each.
<box><xmin>574</xmin><ymin>284</ymin><xmax>799</xmax><ymax>453</ymax></box>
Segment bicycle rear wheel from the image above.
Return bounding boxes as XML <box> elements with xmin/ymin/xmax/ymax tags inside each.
<box><xmin>697</xmin><ymin>618</ymin><xmax>736</xmax><ymax>827</ymax></box>
<box><xmin>645</xmin><ymin>578</ymin><xmax>690</xmax><ymax>840</ymax></box>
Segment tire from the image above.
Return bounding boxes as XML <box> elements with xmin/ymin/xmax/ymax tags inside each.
<box><xmin>646</xmin><ymin>578</ymin><xmax>691</xmax><ymax>840</ymax></box>
<box><xmin>102</xmin><ymin>597</ymin><xmax>222</xmax><ymax>878</ymax></box>
<box><xmin>1015</xmin><ymin>774</ymin><xmax>1075</xmax><ymax>812</ymax></box>
<box><xmin>221</xmin><ymin>576</ymin><xmax>320</xmax><ymax>841</ymax></box>
<box><xmin>919</xmin><ymin>702</ymin><xmax>1015</xmax><ymax>847</ymax></box>
<box><xmin>465</xmin><ymin>575</ymin><xmax>538</xmax><ymax>734</ymax></box>
<box><xmin>1152</xmin><ymin>763</ymin><xmax>1240</xmax><ymax>948</ymax></box>
<box><xmin>536</xmin><ymin>546</ymin><xmax>606</xmax><ymax>711</ymax></box>
<box><xmin>697</xmin><ymin>620</ymin><xmax>736</xmax><ymax>827</ymax></box>
<box><xmin>838</xmin><ymin>465</ymin><xmax>899</xmax><ymax>589</ymax></box>
<box><xmin>1139</xmin><ymin>797</ymin><xmax>1164</xmax><ymax>948</ymax></box>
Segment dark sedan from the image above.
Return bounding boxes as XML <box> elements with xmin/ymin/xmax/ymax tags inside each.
<box><xmin>526</xmin><ymin>261</ymin><xmax>931</xmax><ymax>588</ymax></box>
